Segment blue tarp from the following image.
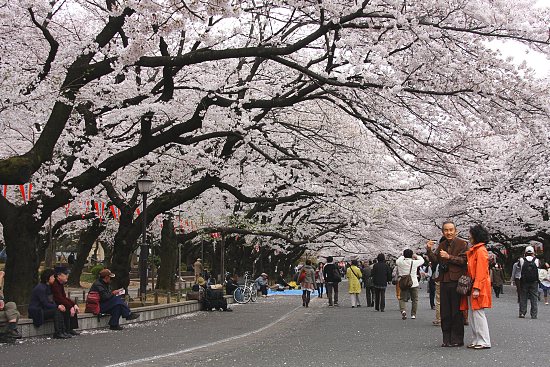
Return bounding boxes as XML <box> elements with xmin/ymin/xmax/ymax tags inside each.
<box><xmin>267</xmin><ymin>288</ymin><xmax>325</xmax><ymax>297</ymax></box>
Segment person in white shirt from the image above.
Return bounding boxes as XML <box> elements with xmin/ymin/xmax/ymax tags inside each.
<box><xmin>396</xmin><ymin>249</ymin><xmax>425</xmax><ymax>320</ymax></box>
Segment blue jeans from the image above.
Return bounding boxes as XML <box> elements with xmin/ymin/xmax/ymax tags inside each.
<box><xmin>100</xmin><ymin>297</ymin><xmax>131</xmax><ymax>326</ymax></box>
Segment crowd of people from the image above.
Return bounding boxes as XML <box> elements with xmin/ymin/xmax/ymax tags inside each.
<box><xmin>316</xmin><ymin>221</ymin><xmax>550</xmax><ymax>350</ymax></box>
<box><xmin>2</xmin><ymin>221</ymin><xmax>550</xmax><ymax>345</ymax></box>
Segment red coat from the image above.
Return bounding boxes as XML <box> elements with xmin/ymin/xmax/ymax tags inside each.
<box><xmin>460</xmin><ymin>243</ymin><xmax>492</xmax><ymax>311</ymax></box>
<box><xmin>51</xmin><ymin>279</ymin><xmax>76</xmax><ymax>309</ymax></box>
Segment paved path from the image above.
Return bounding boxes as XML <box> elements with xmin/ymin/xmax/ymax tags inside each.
<box><xmin>1</xmin><ymin>283</ymin><xmax>547</xmax><ymax>366</ymax></box>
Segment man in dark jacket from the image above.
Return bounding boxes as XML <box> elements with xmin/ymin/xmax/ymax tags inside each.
<box><xmin>90</xmin><ymin>269</ymin><xmax>140</xmax><ymax>330</ymax></box>
<box><xmin>323</xmin><ymin>256</ymin><xmax>341</xmax><ymax>307</ymax></box>
<box><xmin>372</xmin><ymin>254</ymin><xmax>392</xmax><ymax>311</ymax></box>
<box><xmin>51</xmin><ymin>267</ymin><xmax>80</xmax><ymax>335</ymax></box>
<box><xmin>427</xmin><ymin>221</ymin><xmax>468</xmax><ymax>347</ymax></box>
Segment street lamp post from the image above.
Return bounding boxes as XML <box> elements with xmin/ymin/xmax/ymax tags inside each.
<box><xmin>137</xmin><ymin>176</ymin><xmax>154</xmax><ymax>301</ymax></box>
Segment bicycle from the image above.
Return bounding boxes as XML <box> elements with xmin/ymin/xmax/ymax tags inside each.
<box><xmin>233</xmin><ymin>271</ymin><xmax>258</xmax><ymax>304</ymax></box>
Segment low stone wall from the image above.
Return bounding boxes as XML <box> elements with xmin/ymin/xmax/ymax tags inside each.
<box><xmin>18</xmin><ymin>295</ymin><xmax>234</xmax><ymax>338</ymax></box>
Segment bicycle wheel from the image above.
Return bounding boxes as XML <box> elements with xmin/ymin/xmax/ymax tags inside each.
<box><xmin>242</xmin><ymin>286</ymin><xmax>252</xmax><ymax>304</ymax></box>
<box><xmin>250</xmin><ymin>285</ymin><xmax>258</xmax><ymax>302</ymax></box>
<box><xmin>233</xmin><ymin>287</ymin><xmax>247</xmax><ymax>304</ymax></box>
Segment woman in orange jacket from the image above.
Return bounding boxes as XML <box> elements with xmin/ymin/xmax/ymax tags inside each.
<box><xmin>460</xmin><ymin>224</ymin><xmax>492</xmax><ymax>349</ymax></box>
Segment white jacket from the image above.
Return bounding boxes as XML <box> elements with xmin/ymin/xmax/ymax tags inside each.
<box><xmin>395</xmin><ymin>256</ymin><xmax>425</xmax><ymax>288</ymax></box>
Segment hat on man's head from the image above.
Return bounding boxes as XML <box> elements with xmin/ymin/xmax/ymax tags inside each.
<box><xmin>196</xmin><ymin>258</ymin><xmax>202</xmax><ymax>261</ymax></box>
<box><xmin>525</xmin><ymin>245</ymin><xmax>535</xmax><ymax>254</ymax></box>
<box><xmin>261</xmin><ymin>273</ymin><xmax>268</xmax><ymax>277</ymax></box>
<box><xmin>197</xmin><ymin>277</ymin><xmax>206</xmax><ymax>286</ymax></box>
<box><xmin>54</xmin><ymin>266</ymin><xmax>70</xmax><ymax>275</ymax></box>
<box><xmin>99</xmin><ymin>268</ymin><xmax>115</xmax><ymax>278</ymax></box>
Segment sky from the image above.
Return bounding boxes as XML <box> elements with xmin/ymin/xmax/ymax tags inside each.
<box><xmin>490</xmin><ymin>0</ymin><xmax>550</xmax><ymax>78</ymax></box>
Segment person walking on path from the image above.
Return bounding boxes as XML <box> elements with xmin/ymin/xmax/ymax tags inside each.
<box><xmin>539</xmin><ymin>263</ymin><xmax>550</xmax><ymax>305</ymax></box>
<box><xmin>362</xmin><ymin>261</ymin><xmax>374</xmax><ymax>307</ymax></box>
<box><xmin>193</xmin><ymin>258</ymin><xmax>203</xmax><ymax>283</ymax></box>
<box><xmin>396</xmin><ymin>250</ymin><xmax>425</xmax><ymax>320</ymax></box>
<box><xmin>347</xmin><ymin>260</ymin><xmax>363</xmax><ymax>308</ymax></box>
<box><xmin>516</xmin><ymin>246</ymin><xmax>541</xmax><ymax>319</ymax></box>
<box><xmin>490</xmin><ymin>264</ymin><xmax>505</xmax><ymax>298</ymax></box>
<box><xmin>427</xmin><ymin>221</ymin><xmax>468</xmax><ymax>347</ymax></box>
<box><xmin>315</xmin><ymin>263</ymin><xmax>325</xmax><ymax>298</ymax></box>
<box><xmin>511</xmin><ymin>260</ymin><xmax>522</xmax><ymax>303</ymax></box>
<box><xmin>323</xmin><ymin>256</ymin><xmax>341</xmax><ymax>307</ymax></box>
<box><xmin>372</xmin><ymin>253</ymin><xmax>392</xmax><ymax>312</ymax></box>
<box><xmin>300</xmin><ymin>260</ymin><xmax>316</xmax><ymax>307</ymax></box>
<box><xmin>461</xmin><ymin>224</ymin><xmax>492</xmax><ymax>350</ymax></box>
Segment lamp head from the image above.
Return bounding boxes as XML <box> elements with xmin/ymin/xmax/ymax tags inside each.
<box><xmin>137</xmin><ymin>176</ymin><xmax>154</xmax><ymax>193</ymax></box>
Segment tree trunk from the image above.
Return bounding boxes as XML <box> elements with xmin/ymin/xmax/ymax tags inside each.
<box><xmin>110</xmin><ymin>209</ymin><xmax>137</xmax><ymax>290</ymax></box>
<box><xmin>2</xmin><ymin>211</ymin><xmax>40</xmax><ymax>305</ymax></box>
<box><xmin>67</xmin><ymin>219</ymin><xmax>105</xmax><ymax>288</ymax></box>
<box><xmin>156</xmin><ymin>218</ymin><xmax>177</xmax><ymax>291</ymax></box>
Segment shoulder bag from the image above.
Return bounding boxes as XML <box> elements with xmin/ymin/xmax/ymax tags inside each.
<box><xmin>456</xmin><ymin>275</ymin><xmax>473</xmax><ymax>296</ymax></box>
<box><xmin>398</xmin><ymin>262</ymin><xmax>414</xmax><ymax>290</ymax></box>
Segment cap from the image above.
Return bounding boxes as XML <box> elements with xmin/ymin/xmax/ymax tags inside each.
<box><xmin>99</xmin><ymin>269</ymin><xmax>115</xmax><ymax>278</ymax></box>
<box><xmin>525</xmin><ymin>246</ymin><xmax>535</xmax><ymax>254</ymax></box>
<box><xmin>196</xmin><ymin>258</ymin><xmax>202</xmax><ymax>261</ymax></box>
<box><xmin>261</xmin><ymin>273</ymin><xmax>268</xmax><ymax>277</ymax></box>
<box><xmin>54</xmin><ymin>266</ymin><xmax>70</xmax><ymax>275</ymax></box>
<box><xmin>197</xmin><ymin>277</ymin><xmax>206</xmax><ymax>286</ymax></box>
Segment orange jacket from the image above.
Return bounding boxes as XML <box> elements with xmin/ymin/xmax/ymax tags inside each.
<box><xmin>460</xmin><ymin>243</ymin><xmax>492</xmax><ymax>311</ymax></box>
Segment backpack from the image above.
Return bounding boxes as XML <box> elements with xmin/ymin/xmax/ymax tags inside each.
<box><xmin>298</xmin><ymin>269</ymin><xmax>307</xmax><ymax>283</ymax></box>
<box><xmin>521</xmin><ymin>258</ymin><xmax>539</xmax><ymax>283</ymax></box>
<box><xmin>85</xmin><ymin>291</ymin><xmax>101</xmax><ymax>315</ymax></box>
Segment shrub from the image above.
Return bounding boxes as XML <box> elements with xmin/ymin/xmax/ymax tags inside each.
<box><xmin>90</xmin><ymin>264</ymin><xmax>105</xmax><ymax>278</ymax></box>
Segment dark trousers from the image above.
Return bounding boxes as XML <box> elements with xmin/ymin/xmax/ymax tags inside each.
<box><xmin>440</xmin><ymin>281</ymin><xmax>464</xmax><ymax>345</ymax></box>
<box><xmin>428</xmin><ymin>280</ymin><xmax>436</xmax><ymax>308</ymax></box>
<box><xmin>62</xmin><ymin>309</ymin><xmax>79</xmax><ymax>330</ymax></box>
<box><xmin>365</xmin><ymin>287</ymin><xmax>374</xmax><ymax>307</ymax></box>
<box><xmin>325</xmin><ymin>282</ymin><xmax>339</xmax><ymax>305</ymax></box>
<box><xmin>316</xmin><ymin>283</ymin><xmax>324</xmax><ymax>297</ymax></box>
<box><xmin>258</xmin><ymin>285</ymin><xmax>268</xmax><ymax>296</ymax></box>
<box><xmin>374</xmin><ymin>287</ymin><xmax>386</xmax><ymax>311</ymax></box>
<box><xmin>519</xmin><ymin>281</ymin><xmax>538</xmax><ymax>318</ymax></box>
<box><xmin>100</xmin><ymin>297</ymin><xmax>131</xmax><ymax>327</ymax></box>
<box><xmin>514</xmin><ymin>279</ymin><xmax>521</xmax><ymax>303</ymax></box>
<box><xmin>42</xmin><ymin>309</ymin><xmax>66</xmax><ymax>334</ymax></box>
<box><xmin>493</xmin><ymin>285</ymin><xmax>503</xmax><ymax>298</ymax></box>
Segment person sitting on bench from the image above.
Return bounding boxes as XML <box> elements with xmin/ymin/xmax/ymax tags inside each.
<box><xmin>28</xmin><ymin>269</ymin><xmax>71</xmax><ymax>339</ymax></box>
<box><xmin>51</xmin><ymin>267</ymin><xmax>80</xmax><ymax>336</ymax></box>
<box><xmin>0</xmin><ymin>270</ymin><xmax>21</xmax><ymax>342</ymax></box>
<box><xmin>89</xmin><ymin>269</ymin><xmax>140</xmax><ymax>331</ymax></box>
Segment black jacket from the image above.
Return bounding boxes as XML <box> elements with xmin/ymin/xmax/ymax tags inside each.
<box><xmin>372</xmin><ymin>262</ymin><xmax>392</xmax><ymax>288</ymax></box>
<box><xmin>323</xmin><ymin>263</ymin><xmax>341</xmax><ymax>283</ymax></box>
<box><xmin>28</xmin><ymin>283</ymin><xmax>57</xmax><ymax>327</ymax></box>
<box><xmin>90</xmin><ymin>278</ymin><xmax>114</xmax><ymax>303</ymax></box>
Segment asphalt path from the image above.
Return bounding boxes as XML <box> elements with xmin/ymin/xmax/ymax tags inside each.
<box><xmin>1</xmin><ymin>283</ymin><xmax>548</xmax><ymax>367</ymax></box>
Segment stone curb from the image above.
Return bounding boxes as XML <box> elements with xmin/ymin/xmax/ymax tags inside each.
<box><xmin>16</xmin><ymin>295</ymin><xmax>234</xmax><ymax>338</ymax></box>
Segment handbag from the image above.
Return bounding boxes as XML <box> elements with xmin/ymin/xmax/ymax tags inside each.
<box><xmin>332</xmin><ymin>266</ymin><xmax>342</xmax><ymax>283</ymax></box>
<box><xmin>456</xmin><ymin>275</ymin><xmax>473</xmax><ymax>296</ymax></box>
<box><xmin>398</xmin><ymin>262</ymin><xmax>414</xmax><ymax>290</ymax></box>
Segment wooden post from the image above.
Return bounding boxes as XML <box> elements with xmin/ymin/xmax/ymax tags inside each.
<box><xmin>167</xmin><ymin>291</ymin><xmax>171</xmax><ymax>304</ymax></box>
<box><xmin>154</xmin><ymin>291</ymin><xmax>158</xmax><ymax>305</ymax></box>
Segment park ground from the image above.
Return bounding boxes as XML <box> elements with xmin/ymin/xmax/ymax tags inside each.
<box><xmin>1</xmin><ymin>282</ymin><xmax>547</xmax><ymax>367</ymax></box>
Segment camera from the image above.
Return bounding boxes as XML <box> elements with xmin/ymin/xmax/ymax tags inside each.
<box><xmin>439</xmin><ymin>263</ymin><xmax>449</xmax><ymax>273</ymax></box>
